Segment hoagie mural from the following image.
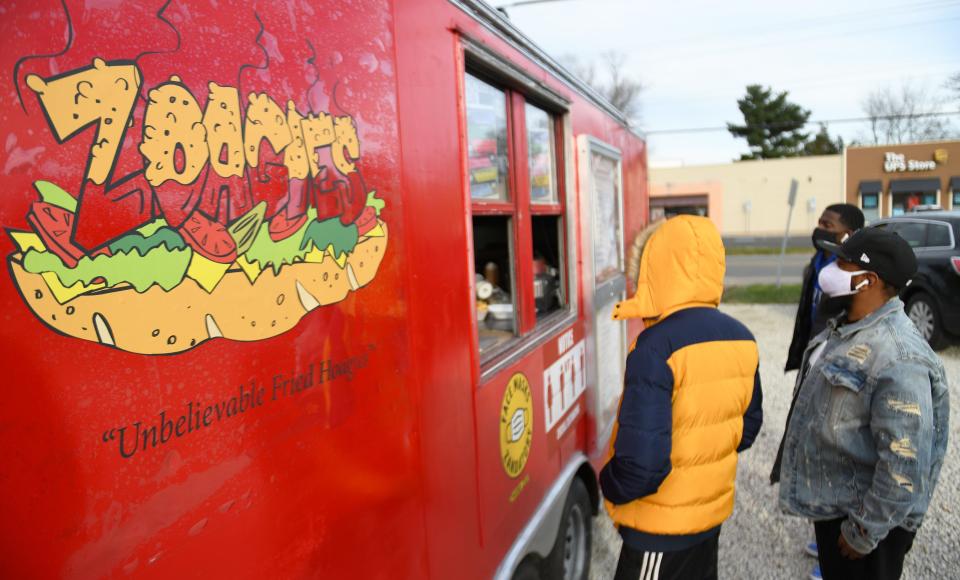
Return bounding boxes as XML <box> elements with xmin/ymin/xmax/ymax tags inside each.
<box><xmin>6</xmin><ymin>4</ymin><xmax>390</xmax><ymax>355</ymax></box>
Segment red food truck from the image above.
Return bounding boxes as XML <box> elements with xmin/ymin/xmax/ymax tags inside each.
<box><xmin>0</xmin><ymin>1</ymin><xmax>648</xmax><ymax>578</ymax></box>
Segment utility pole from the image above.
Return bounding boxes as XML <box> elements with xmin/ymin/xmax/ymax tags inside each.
<box><xmin>776</xmin><ymin>179</ymin><xmax>799</xmax><ymax>289</ymax></box>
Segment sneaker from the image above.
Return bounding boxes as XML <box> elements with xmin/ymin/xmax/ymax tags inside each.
<box><xmin>805</xmin><ymin>541</ymin><xmax>819</xmax><ymax>558</ymax></box>
<box><xmin>809</xmin><ymin>564</ymin><xmax>822</xmax><ymax>580</ymax></box>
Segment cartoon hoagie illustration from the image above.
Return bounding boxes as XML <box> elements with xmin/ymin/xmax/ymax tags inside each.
<box><xmin>7</xmin><ymin>59</ymin><xmax>388</xmax><ymax>355</ymax></box>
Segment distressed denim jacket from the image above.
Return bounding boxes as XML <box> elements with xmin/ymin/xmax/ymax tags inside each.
<box><xmin>778</xmin><ymin>298</ymin><xmax>950</xmax><ymax>554</ymax></box>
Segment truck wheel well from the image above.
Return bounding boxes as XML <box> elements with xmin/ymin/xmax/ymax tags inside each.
<box><xmin>575</xmin><ymin>462</ymin><xmax>600</xmax><ymax>516</ymax></box>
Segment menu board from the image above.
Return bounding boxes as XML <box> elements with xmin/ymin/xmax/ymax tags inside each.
<box><xmin>591</xmin><ymin>152</ymin><xmax>622</xmax><ymax>284</ymax></box>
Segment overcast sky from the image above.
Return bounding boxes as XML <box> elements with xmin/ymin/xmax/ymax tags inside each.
<box><xmin>492</xmin><ymin>0</ymin><xmax>960</xmax><ymax>166</ymax></box>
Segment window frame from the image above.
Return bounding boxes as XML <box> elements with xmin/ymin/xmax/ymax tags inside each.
<box><xmin>464</xmin><ymin>73</ymin><xmax>513</xmax><ymax>206</ymax></box>
<box><xmin>526</xmin><ymin>102</ymin><xmax>570</xmax><ymax>325</ymax></box>
<box><xmin>459</xmin><ymin>39</ymin><xmax>576</xmax><ymax>377</ymax></box>
<box><xmin>525</xmin><ymin>102</ymin><xmax>561</xmax><ymax>208</ymax></box>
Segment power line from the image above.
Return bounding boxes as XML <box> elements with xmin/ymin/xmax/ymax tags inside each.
<box><xmin>644</xmin><ymin>110</ymin><xmax>960</xmax><ymax>135</ymax></box>
<box><xmin>631</xmin><ymin>0</ymin><xmax>960</xmax><ymax>55</ymax></box>
<box><xmin>643</xmin><ymin>14</ymin><xmax>960</xmax><ymax>66</ymax></box>
<box><xmin>646</xmin><ymin>60</ymin><xmax>960</xmax><ymax>105</ymax></box>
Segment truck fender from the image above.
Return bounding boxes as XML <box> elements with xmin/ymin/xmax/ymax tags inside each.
<box><xmin>493</xmin><ymin>453</ymin><xmax>596</xmax><ymax>579</ymax></box>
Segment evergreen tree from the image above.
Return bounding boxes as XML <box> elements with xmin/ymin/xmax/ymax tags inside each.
<box><xmin>803</xmin><ymin>124</ymin><xmax>841</xmax><ymax>155</ymax></box>
<box><xmin>727</xmin><ymin>85</ymin><xmax>811</xmax><ymax>160</ymax></box>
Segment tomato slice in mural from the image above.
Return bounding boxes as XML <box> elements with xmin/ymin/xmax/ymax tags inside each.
<box><xmin>179</xmin><ymin>211</ymin><xmax>238</xmax><ymax>263</ymax></box>
<box><xmin>27</xmin><ymin>202</ymin><xmax>85</xmax><ymax>267</ymax></box>
<box><xmin>268</xmin><ymin>210</ymin><xmax>309</xmax><ymax>242</ymax></box>
<box><xmin>354</xmin><ymin>206</ymin><xmax>378</xmax><ymax>236</ymax></box>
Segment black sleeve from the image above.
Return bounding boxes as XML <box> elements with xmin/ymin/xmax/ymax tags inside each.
<box><xmin>786</xmin><ymin>262</ymin><xmax>815</xmax><ymax>372</ymax></box>
<box><xmin>738</xmin><ymin>368</ymin><xmax>763</xmax><ymax>452</ymax></box>
<box><xmin>599</xmin><ymin>346</ymin><xmax>675</xmax><ymax>505</ymax></box>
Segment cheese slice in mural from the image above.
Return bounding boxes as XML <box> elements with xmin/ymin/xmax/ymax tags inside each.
<box><xmin>7</xmin><ymin>59</ymin><xmax>388</xmax><ymax>355</ymax></box>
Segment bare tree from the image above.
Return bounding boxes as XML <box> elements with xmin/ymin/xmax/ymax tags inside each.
<box><xmin>601</xmin><ymin>52</ymin><xmax>644</xmax><ymax>120</ymax></box>
<box><xmin>861</xmin><ymin>82</ymin><xmax>952</xmax><ymax>145</ymax></box>
<box><xmin>561</xmin><ymin>55</ymin><xmax>597</xmax><ymax>88</ymax></box>
<box><xmin>560</xmin><ymin>51</ymin><xmax>644</xmax><ymax>123</ymax></box>
<box><xmin>947</xmin><ymin>72</ymin><xmax>960</xmax><ymax>103</ymax></box>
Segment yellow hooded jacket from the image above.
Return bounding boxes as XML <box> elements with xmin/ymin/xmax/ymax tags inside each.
<box><xmin>599</xmin><ymin>215</ymin><xmax>762</xmax><ymax>550</ymax></box>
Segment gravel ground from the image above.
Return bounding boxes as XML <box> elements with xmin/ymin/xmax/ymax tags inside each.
<box><xmin>590</xmin><ymin>303</ymin><xmax>960</xmax><ymax>580</ymax></box>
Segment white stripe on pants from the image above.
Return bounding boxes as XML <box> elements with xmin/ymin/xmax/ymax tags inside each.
<box><xmin>637</xmin><ymin>551</ymin><xmax>663</xmax><ymax>580</ymax></box>
<box><xmin>650</xmin><ymin>552</ymin><xmax>663</xmax><ymax>580</ymax></box>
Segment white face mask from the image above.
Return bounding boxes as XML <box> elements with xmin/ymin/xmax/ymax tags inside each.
<box><xmin>818</xmin><ymin>262</ymin><xmax>870</xmax><ymax>297</ymax></box>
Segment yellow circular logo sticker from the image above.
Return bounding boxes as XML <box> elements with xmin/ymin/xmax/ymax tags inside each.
<box><xmin>500</xmin><ymin>373</ymin><xmax>533</xmax><ymax>478</ymax></box>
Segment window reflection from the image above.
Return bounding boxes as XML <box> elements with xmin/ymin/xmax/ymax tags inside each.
<box><xmin>465</xmin><ymin>74</ymin><xmax>510</xmax><ymax>201</ymax></box>
<box><xmin>525</xmin><ymin>104</ymin><xmax>557</xmax><ymax>204</ymax></box>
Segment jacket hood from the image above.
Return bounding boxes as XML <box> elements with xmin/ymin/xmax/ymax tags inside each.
<box><xmin>613</xmin><ymin>215</ymin><xmax>725</xmax><ymax>322</ymax></box>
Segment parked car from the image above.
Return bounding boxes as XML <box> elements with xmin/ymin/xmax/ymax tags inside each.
<box><xmin>871</xmin><ymin>211</ymin><xmax>960</xmax><ymax>349</ymax></box>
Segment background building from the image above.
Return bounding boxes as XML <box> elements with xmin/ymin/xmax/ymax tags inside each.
<box><xmin>845</xmin><ymin>141</ymin><xmax>959</xmax><ymax>222</ymax></box>
<box><xmin>650</xmin><ymin>154</ymin><xmax>844</xmax><ymax>246</ymax></box>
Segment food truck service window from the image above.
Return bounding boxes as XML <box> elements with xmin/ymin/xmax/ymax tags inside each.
<box><xmin>464</xmin><ymin>70</ymin><xmax>570</xmax><ymax>364</ymax></box>
<box><xmin>526</xmin><ymin>103</ymin><xmax>567</xmax><ymax>323</ymax></box>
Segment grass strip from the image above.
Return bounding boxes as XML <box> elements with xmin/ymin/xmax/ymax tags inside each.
<box><xmin>723</xmin><ymin>283</ymin><xmax>802</xmax><ymax>304</ymax></box>
<box><xmin>726</xmin><ymin>247</ymin><xmax>813</xmax><ymax>256</ymax></box>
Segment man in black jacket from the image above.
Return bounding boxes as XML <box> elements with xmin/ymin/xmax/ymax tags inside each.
<box><xmin>785</xmin><ymin>204</ymin><xmax>865</xmax><ymax>372</ymax></box>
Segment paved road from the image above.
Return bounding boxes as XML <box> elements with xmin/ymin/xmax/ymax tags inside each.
<box><xmin>590</xmin><ymin>304</ymin><xmax>960</xmax><ymax>580</ymax></box>
<box><xmin>726</xmin><ymin>253</ymin><xmax>811</xmax><ymax>287</ymax></box>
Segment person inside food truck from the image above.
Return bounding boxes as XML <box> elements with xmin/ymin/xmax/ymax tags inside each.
<box><xmin>600</xmin><ymin>215</ymin><xmax>763</xmax><ymax>580</ymax></box>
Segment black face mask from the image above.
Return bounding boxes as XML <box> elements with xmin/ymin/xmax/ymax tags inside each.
<box><xmin>812</xmin><ymin>227</ymin><xmax>835</xmax><ymax>249</ymax></box>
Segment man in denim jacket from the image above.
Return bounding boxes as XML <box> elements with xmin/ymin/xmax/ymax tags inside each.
<box><xmin>775</xmin><ymin>228</ymin><xmax>949</xmax><ymax>580</ymax></box>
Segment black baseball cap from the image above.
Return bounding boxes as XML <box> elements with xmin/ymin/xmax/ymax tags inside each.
<box><xmin>816</xmin><ymin>227</ymin><xmax>918</xmax><ymax>289</ymax></box>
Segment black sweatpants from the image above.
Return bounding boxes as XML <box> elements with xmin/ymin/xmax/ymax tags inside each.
<box><xmin>613</xmin><ymin>534</ymin><xmax>718</xmax><ymax>580</ymax></box>
<box><xmin>814</xmin><ymin>518</ymin><xmax>916</xmax><ymax>580</ymax></box>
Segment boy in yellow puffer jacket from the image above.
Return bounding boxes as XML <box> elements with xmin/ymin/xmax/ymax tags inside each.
<box><xmin>600</xmin><ymin>215</ymin><xmax>763</xmax><ymax>580</ymax></box>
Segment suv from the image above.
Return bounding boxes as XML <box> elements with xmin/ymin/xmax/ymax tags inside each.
<box><xmin>870</xmin><ymin>211</ymin><xmax>960</xmax><ymax>350</ymax></box>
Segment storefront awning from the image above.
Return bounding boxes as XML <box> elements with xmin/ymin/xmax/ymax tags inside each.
<box><xmin>950</xmin><ymin>177</ymin><xmax>960</xmax><ymax>192</ymax></box>
<box><xmin>858</xmin><ymin>180</ymin><xmax>882</xmax><ymax>195</ymax></box>
<box><xmin>889</xmin><ymin>178</ymin><xmax>941</xmax><ymax>195</ymax></box>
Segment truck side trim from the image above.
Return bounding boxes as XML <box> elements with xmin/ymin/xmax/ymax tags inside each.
<box><xmin>481</xmin><ymin>312</ymin><xmax>578</xmax><ymax>384</ymax></box>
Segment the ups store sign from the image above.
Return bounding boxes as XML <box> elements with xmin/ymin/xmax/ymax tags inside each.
<box><xmin>846</xmin><ymin>140</ymin><xmax>959</xmax><ymax>222</ymax></box>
